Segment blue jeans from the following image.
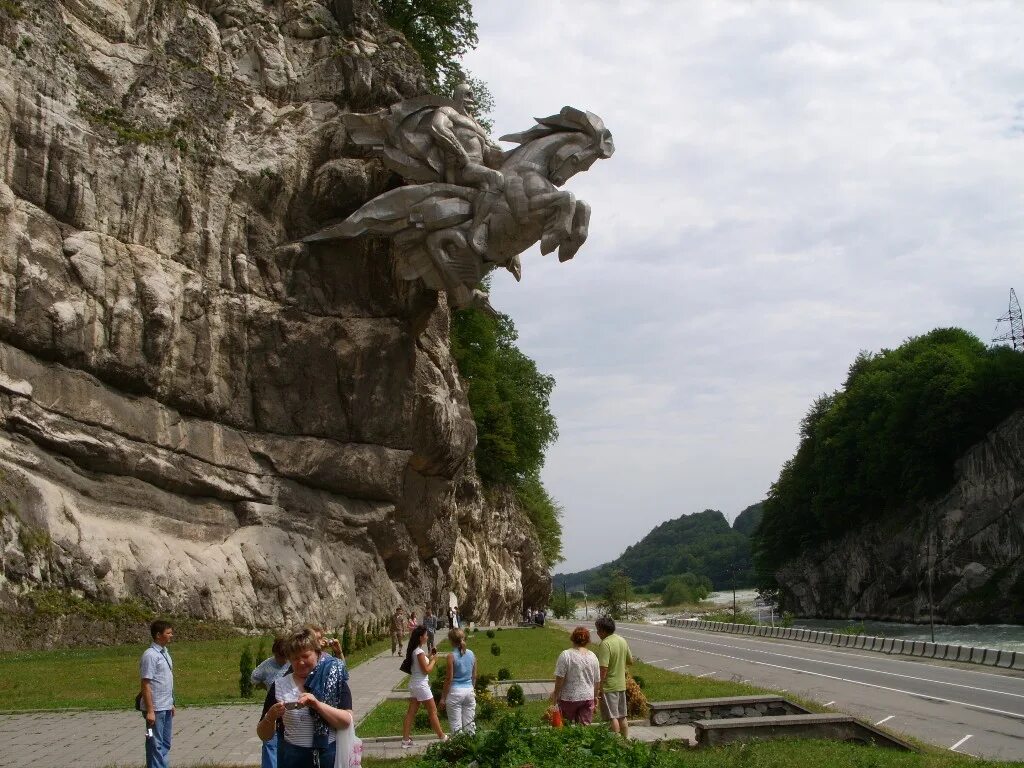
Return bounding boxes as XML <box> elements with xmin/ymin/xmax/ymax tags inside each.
<box><xmin>278</xmin><ymin>739</ymin><xmax>336</xmax><ymax>768</ymax></box>
<box><xmin>261</xmin><ymin>733</ymin><xmax>279</xmax><ymax>768</ymax></box>
<box><xmin>145</xmin><ymin>710</ymin><xmax>173</xmax><ymax>768</ymax></box>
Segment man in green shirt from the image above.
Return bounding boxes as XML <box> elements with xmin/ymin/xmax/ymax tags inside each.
<box><xmin>595</xmin><ymin>616</ymin><xmax>633</xmax><ymax>738</ymax></box>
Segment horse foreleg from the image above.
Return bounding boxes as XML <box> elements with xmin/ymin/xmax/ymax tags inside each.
<box><xmin>529</xmin><ymin>190</ymin><xmax>576</xmax><ymax>255</ymax></box>
<box><xmin>558</xmin><ymin>200</ymin><xmax>591</xmax><ymax>263</ymax></box>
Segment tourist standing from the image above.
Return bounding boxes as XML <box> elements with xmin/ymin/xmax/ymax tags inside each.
<box><xmin>390</xmin><ymin>607</ymin><xmax>405</xmax><ymax>656</ymax></box>
<box><xmin>550</xmin><ymin>626</ymin><xmax>600</xmax><ymax>724</ymax></box>
<box><xmin>440</xmin><ymin>627</ymin><xmax>477</xmax><ymax>734</ymax></box>
<box><xmin>139</xmin><ymin>619</ymin><xmax>175</xmax><ymax>768</ymax></box>
<box><xmin>423</xmin><ymin>608</ymin><xmax>438</xmax><ymax>651</ymax></box>
<box><xmin>401</xmin><ymin>626</ymin><xmax>447</xmax><ymax>747</ymax></box>
<box><xmin>407</xmin><ymin>611</ymin><xmax>418</xmax><ymax>632</ymax></box>
<box><xmin>256</xmin><ymin>627</ymin><xmax>353</xmax><ymax>768</ymax></box>
<box><xmin>595</xmin><ymin>616</ymin><xmax>633</xmax><ymax>738</ymax></box>
<box><xmin>251</xmin><ymin>638</ymin><xmax>289</xmax><ymax>768</ymax></box>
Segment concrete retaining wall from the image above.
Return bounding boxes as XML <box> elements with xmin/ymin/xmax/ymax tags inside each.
<box><xmin>666</xmin><ymin>618</ymin><xmax>1023</xmax><ymax>671</ymax></box>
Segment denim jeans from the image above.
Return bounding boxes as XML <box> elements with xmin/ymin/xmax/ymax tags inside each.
<box><xmin>261</xmin><ymin>732</ymin><xmax>279</xmax><ymax>768</ymax></box>
<box><xmin>145</xmin><ymin>709</ymin><xmax>173</xmax><ymax>768</ymax></box>
<box><xmin>278</xmin><ymin>739</ymin><xmax>336</xmax><ymax>768</ymax></box>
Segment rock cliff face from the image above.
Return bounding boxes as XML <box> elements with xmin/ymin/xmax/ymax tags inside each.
<box><xmin>0</xmin><ymin>0</ymin><xmax>549</xmax><ymax>629</ymax></box>
<box><xmin>776</xmin><ymin>410</ymin><xmax>1024</xmax><ymax>623</ymax></box>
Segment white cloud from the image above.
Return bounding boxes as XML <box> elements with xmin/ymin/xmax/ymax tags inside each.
<box><xmin>464</xmin><ymin>0</ymin><xmax>1024</xmax><ymax>572</ymax></box>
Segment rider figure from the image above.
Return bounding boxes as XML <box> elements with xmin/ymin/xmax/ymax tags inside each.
<box><xmin>428</xmin><ymin>83</ymin><xmax>505</xmax><ymax>254</ymax></box>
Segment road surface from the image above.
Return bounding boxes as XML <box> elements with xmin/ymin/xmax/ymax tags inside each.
<box><xmin>601</xmin><ymin>621</ymin><xmax>1024</xmax><ymax>760</ymax></box>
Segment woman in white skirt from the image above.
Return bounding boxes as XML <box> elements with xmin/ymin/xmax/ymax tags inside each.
<box><xmin>401</xmin><ymin>625</ymin><xmax>447</xmax><ymax>747</ymax></box>
<box><xmin>440</xmin><ymin>628</ymin><xmax>477</xmax><ymax>734</ymax></box>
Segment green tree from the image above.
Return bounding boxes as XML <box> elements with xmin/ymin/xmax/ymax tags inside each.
<box><xmin>378</xmin><ymin>0</ymin><xmax>478</xmax><ymax>89</ymax></box>
<box><xmin>548</xmin><ymin>588</ymin><xmax>576</xmax><ymax>620</ymax></box>
<box><xmin>598</xmin><ymin>570</ymin><xmax>636</xmax><ymax>620</ymax></box>
<box><xmin>754</xmin><ymin>328</ymin><xmax>1024</xmax><ymax>591</ymax></box>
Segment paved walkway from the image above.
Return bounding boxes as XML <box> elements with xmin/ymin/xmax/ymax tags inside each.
<box><xmin>0</xmin><ymin>652</ymin><xmax>694</xmax><ymax>767</ymax></box>
<box><xmin>0</xmin><ymin>651</ymin><xmax>414</xmax><ymax>768</ymax></box>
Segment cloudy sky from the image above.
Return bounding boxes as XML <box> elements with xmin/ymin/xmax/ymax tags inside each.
<box><xmin>462</xmin><ymin>1</ymin><xmax>1024</xmax><ymax>574</ymax></box>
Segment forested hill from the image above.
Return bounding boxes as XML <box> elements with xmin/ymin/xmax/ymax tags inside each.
<box><xmin>753</xmin><ymin>327</ymin><xmax>1024</xmax><ymax>621</ymax></box>
<box><xmin>554</xmin><ymin>504</ymin><xmax>763</xmax><ymax>594</ymax></box>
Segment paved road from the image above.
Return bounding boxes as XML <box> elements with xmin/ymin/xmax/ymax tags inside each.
<box><xmin>610</xmin><ymin>621</ymin><xmax>1024</xmax><ymax>760</ymax></box>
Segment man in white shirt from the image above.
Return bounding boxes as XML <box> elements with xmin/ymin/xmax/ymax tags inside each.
<box><xmin>139</xmin><ymin>620</ymin><xmax>175</xmax><ymax>768</ymax></box>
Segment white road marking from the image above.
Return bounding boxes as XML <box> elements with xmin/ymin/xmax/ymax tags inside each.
<box><xmin>875</xmin><ymin>715</ymin><xmax>895</xmax><ymax>725</ymax></box>
<box><xmin>623</xmin><ymin>627</ymin><xmax>1024</xmax><ymax>701</ymax></box>
<box><xmin>668</xmin><ymin>664</ymin><xmax>689</xmax><ymax>670</ymax></box>
<box><xmin>950</xmin><ymin>734</ymin><xmax>973</xmax><ymax>752</ymax></box>
<box><xmin>823</xmin><ymin>701</ymin><xmax>835</xmax><ymax>707</ymax></box>
<box><xmin>696</xmin><ymin>671</ymin><xmax>715</xmax><ymax>678</ymax></box>
<box><xmin>647</xmin><ymin>659</ymin><xmax>667</xmax><ymax>663</ymax></box>
<box><xmin>622</xmin><ymin>621</ymin><xmax>1021</xmax><ymax>683</ymax></box>
<box><xmin>615</xmin><ymin>629</ymin><xmax>1024</xmax><ymax>721</ymax></box>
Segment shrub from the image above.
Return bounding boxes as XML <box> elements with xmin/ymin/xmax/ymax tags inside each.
<box><xmin>632</xmin><ymin>675</ymin><xmax>645</xmax><ymax>690</ymax></box>
<box><xmin>625</xmin><ymin>675</ymin><xmax>648</xmax><ymax>718</ymax></box>
<box><xmin>490</xmin><ymin>643</ymin><xmax>501</xmax><ymax>657</ymax></box>
<box><xmin>239</xmin><ymin>646</ymin><xmax>254</xmax><ymax>698</ymax></box>
<box><xmin>486</xmin><ymin>629</ymin><xmax>495</xmax><ymax>639</ymax></box>
<box><xmin>505</xmin><ymin>683</ymin><xmax>524</xmax><ymax>707</ymax></box>
<box><xmin>414</xmin><ymin>708</ymin><xmax>430</xmax><ymax>729</ymax></box>
<box><xmin>497</xmin><ymin>667</ymin><xmax>510</xmax><ymax>681</ymax></box>
<box><xmin>475</xmin><ymin>689</ymin><xmax>506</xmax><ymax>722</ymax></box>
<box><xmin>475</xmin><ymin>674</ymin><xmax>494</xmax><ymax>693</ymax></box>
<box><xmin>419</xmin><ymin>712</ymin><xmax>658</xmax><ymax>768</ymax></box>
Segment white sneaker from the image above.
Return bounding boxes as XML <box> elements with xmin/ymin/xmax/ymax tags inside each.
<box><xmin>401</xmin><ymin>738</ymin><xmax>414</xmax><ymax>749</ymax></box>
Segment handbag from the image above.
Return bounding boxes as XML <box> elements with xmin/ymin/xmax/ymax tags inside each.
<box><xmin>134</xmin><ymin>692</ymin><xmax>145</xmax><ymax>713</ymax></box>
<box><xmin>334</xmin><ymin>721</ymin><xmax>363</xmax><ymax>768</ymax></box>
<box><xmin>399</xmin><ymin>655</ymin><xmax>412</xmax><ymax>674</ymax></box>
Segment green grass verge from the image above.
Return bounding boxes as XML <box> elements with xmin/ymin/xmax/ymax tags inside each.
<box><xmin>357</xmin><ymin>697</ymin><xmax>550</xmax><ymax>737</ymax></box>
<box><xmin>0</xmin><ymin>636</ymin><xmax>391</xmax><ymax>712</ymax></box>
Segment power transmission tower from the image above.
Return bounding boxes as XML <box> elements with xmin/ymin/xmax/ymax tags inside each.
<box><xmin>993</xmin><ymin>289</ymin><xmax>1024</xmax><ymax>351</ymax></box>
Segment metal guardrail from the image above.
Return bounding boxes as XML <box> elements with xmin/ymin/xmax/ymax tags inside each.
<box><xmin>666</xmin><ymin>618</ymin><xmax>1024</xmax><ymax>671</ymax></box>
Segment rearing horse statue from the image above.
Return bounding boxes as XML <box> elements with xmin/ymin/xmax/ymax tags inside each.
<box><xmin>304</xmin><ymin>96</ymin><xmax>614</xmax><ymax>314</ymax></box>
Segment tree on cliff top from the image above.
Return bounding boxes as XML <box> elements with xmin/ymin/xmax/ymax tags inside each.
<box><xmin>754</xmin><ymin>327</ymin><xmax>1024</xmax><ymax>588</ymax></box>
<box><xmin>378</xmin><ymin>0</ymin><xmax>477</xmax><ymax>87</ymax></box>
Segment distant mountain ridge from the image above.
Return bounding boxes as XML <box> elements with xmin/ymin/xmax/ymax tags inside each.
<box><xmin>554</xmin><ymin>503</ymin><xmax>764</xmax><ymax>593</ymax></box>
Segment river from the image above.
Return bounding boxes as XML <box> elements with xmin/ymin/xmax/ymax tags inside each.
<box><xmin>649</xmin><ymin>589</ymin><xmax>1024</xmax><ymax>652</ymax></box>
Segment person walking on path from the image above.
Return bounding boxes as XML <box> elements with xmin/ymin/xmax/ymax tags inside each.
<box><xmin>595</xmin><ymin>616</ymin><xmax>633</xmax><ymax>739</ymax></box>
<box><xmin>390</xmin><ymin>608</ymin><xmax>405</xmax><ymax>656</ymax></box>
<box><xmin>550</xmin><ymin>626</ymin><xmax>600</xmax><ymax>725</ymax></box>
<box><xmin>401</xmin><ymin>626</ymin><xmax>447</xmax><ymax>747</ymax></box>
<box><xmin>440</xmin><ymin>628</ymin><xmax>476</xmax><ymax>735</ymax></box>
<box><xmin>423</xmin><ymin>608</ymin><xmax>438</xmax><ymax>651</ymax></box>
<box><xmin>256</xmin><ymin>627</ymin><xmax>353</xmax><ymax>768</ymax></box>
<box><xmin>139</xmin><ymin>619</ymin><xmax>175</xmax><ymax>768</ymax></box>
<box><xmin>251</xmin><ymin>637</ymin><xmax>289</xmax><ymax>768</ymax></box>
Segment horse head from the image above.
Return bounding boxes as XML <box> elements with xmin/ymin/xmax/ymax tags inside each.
<box><xmin>500</xmin><ymin>107</ymin><xmax>614</xmax><ymax>187</ymax></box>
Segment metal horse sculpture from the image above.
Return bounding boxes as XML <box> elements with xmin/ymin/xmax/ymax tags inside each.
<box><xmin>304</xmin><ymin>99</ymin><xmax>614</xmax><ymax>313</ymax></box>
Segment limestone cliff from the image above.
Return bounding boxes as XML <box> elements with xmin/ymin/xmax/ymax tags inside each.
<box><xmin>776</xmin><ymin>410</ymin><xmax>1024</xmax><ymax>623</ymax></box>
<box><xmin>0</xmin><ymin>0</ymin><xmax>550</xmax><ymax>630</ymax></box>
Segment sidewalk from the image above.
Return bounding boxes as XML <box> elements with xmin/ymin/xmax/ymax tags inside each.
<box><xmin>0</xmin><ymin>651</ymin><xmax>411</xmax><ymax>768</ymax></box>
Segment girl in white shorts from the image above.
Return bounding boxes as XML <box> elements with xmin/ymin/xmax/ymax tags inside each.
<box><xmin>401</xmin><ymin>625</ymin><xmax>447</xmax><ymax>747</ymax></box>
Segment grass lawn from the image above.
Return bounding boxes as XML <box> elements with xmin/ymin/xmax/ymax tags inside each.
<box><xmin>357</xmin><ymin>698</ymin><xmax>550</xmax><ymax>737</ymax></box>
<box><xmin>0</xmin><ymin>636</ymin><xmax>391</xmax><ymax>712</ymax></box>
<box><xmin>457</xmin><ymin>625</ymin><xmax>572</xmax><ymax>679</ymax></box>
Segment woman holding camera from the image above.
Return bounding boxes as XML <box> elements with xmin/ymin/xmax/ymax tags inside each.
<box><xmin>257</xmin><ymin>627</ymin><xmax>353</xmax><ymax>768</ymax></box>
<box><xmin>400</xmin><ymin>625</ymin><xmax>447</xmax><ymax>747</ymax></box>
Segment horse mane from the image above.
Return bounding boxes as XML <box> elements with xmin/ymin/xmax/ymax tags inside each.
<box><xmin>499</xmin><ymin>106</ymin><xmax>614</xmax><ymax>159</ymax></box>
